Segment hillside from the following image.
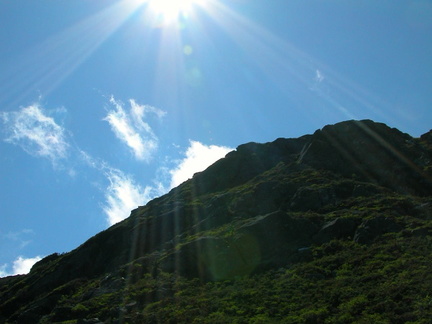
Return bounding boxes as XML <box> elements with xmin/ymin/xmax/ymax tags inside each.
<box><xmin>1</xmin><ymin>119</ymin><xmax>432</xmax><ymax>323</ymax></box>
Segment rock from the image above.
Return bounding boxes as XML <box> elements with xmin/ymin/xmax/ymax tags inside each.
<box><xmin>290</xmin><ymin>186</ymin><xmax>342</xmax><ymax>211</ymax></box>
<box><xmin>233</xmin><ymin>211</ymin><xmax>319</xmax><ymax>270</ymax></box>
<box><xmin>354</xmin><ymin>216</ymin><xmax>403</xmax><ymax>244</ymax></box>
<box><xmin>410</xmin><ymin>227</ymin><xmax>432</xmax><ymax>237</ymax></box>
<box><xmin>420</xmin><ymin>130</ymin><xmax>432</xmax><ymax>145</ymax></box>
<box><xmin>290</xmin><ymin>187</ymin><xmax>323</xmax><ymax>211</ymax></box>
<box><xmin>77</xmin><ymin>318</ymin><xmax>103</xmax><ymax>324</ymax></box>
<box><xmin>161</xmin><ymin>211</ymin><xmax>321</xmax><ymax>280</ymax></box>
<box><xmin>313</xmin><ymin>217</ymin><xmax>359</xmax><ymax>244</ymax></box>
<box><xmin>303</xmin><ymin>120</ymin><xmax>432</xmax><ymax>195</ymax></box>
<box><xmin>160</xmin><ymin>236</ymin><xmax>247</xmax><ymax>281</ymax></box>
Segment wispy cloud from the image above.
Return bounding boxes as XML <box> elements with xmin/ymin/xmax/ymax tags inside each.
<box><xmin>0</xmin><ymin>265</ymin><xmax>8</xmax><ymax>277</ymax></box>
<box><xmin>170</xmin><ymin>140</ymin><xmax>233</xmax><ymax>188</ymax></box>
<box><xmin>1</xmin><ymin>99</ymin><xmax>230</xmax><ymax>236</ymax></box>
<box><xmin>3</xmin><ymin>229</ymin><xmax>35</xmax><ymax>250</ymax></box>
<box><xmin>102</xmin><ymin>140</ymin><xmax>233</xmax><ymax>225</ymax></box>
<box><xmin>77</xmin><ymin>149</ymin><xmax>158</xmax><ymax>226</ymax></box>
<box><xmin>0</xmin><ymin>255</ymin><xmax>43</xmax><ymax>277</ymax></box>
<box><xmin>104</xmin><ymin>97</ymin><xmax>166</xmax><ymax>162</ymax></box>
<box><xmin>103</xmin><ymin>168</ymin><xmax>163</xmax><ymax>226</ymax></box>
<box><xmin>0</xmin><ymin>104</ymin><xmax>69</xmax><ymax>164</ymax></box>
<box><xmin>315</xmin><ymin>69</ymin><xmax>324</xmax><ymax>83</ymax></box>
<box><xmin>93</xmin><ymin>139</ymin><xmax>233</xmax><ymax>226</ymax></box>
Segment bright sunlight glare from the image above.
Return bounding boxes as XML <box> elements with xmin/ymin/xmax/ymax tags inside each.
<box><xmin>147</xmin><ymin>0</ymin><xmax>200</xmax><ymax>22</ymax></box>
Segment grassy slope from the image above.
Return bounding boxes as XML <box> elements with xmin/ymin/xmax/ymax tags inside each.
<box><xmin>36</xmin><ymin>223</ymin><xmax>432</xmax><ymax>323</ymax></box>
<box><xmin>31</xmin><ymin>167</ymin><xmax>432</xmax><ymax>323</ymax></box>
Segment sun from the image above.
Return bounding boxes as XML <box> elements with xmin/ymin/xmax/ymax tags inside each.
<box><xmin>147</xmin><ymin>0</ymin><xmax>200</xmax><ymax>23</ymax></box>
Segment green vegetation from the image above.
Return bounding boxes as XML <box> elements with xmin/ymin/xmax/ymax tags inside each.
<box><xmin>30</xmin><ymin>231</ymin><xmax>432</xmax><ymax>323</ymax></box>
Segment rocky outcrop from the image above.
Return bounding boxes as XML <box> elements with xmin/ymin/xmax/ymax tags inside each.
<box><xmin>161</xmin><ymin>211</ymin><xmax>321</xmax><ymax>280</ymax></box>
<box><xmin>302</xmin><ymin>120</ymin><xmax>432</xmax><ymax>195</ymax></box>
<box><xmin>354</xmin><ymin>216</ymin><xmax>403</xmax><ymax>244</ymax></box>
<box><xmin>314</xmin><ymin>217</ymin><xmax>359</xmax><ymax>244</ymax></box>
<box><xmin>421</xmin><ymin>130</ymin><xmax>432</xmax><ymax>145</ymax></box>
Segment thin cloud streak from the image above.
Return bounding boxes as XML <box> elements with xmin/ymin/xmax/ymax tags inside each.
<box><xmin>130</xmin><ymin>99</ymin><xmax>167</xmax><ymax>132</ymax></box>
<box><xmin>0</xmin><ymin>104</ymin><xmax>69</xmax><ymax>164</ymax></box>
<box><xmin>104</xmin><ymin>97</ymin><xmax>165</xmax><ymax>162</ymax></box>
<box><xmin>79</xmin><ymin>146</ymin><xmax>168</xmax><ymax>226</ymax></box>
<box><xmin>0</xmin><ymin>265</ymin><xmax>8</xmax><ymax>278</ymax></box>
<box><xmin>170</xmin><ymin>140</ymin><xmax>233</xmax><ymax>188</ymax></box>
<box><xmin>96</xmin><ymin>139</ymin><xmax>233</xmax><ymax>226</ymax></box>
<box><xmin>315</xmin><ymin>69</ymin><xmax>324</xmax><ymax>83</ymax></box>
<box><xmin>3</xmin><ymin>229</ymin><xmax>35</xmax><ymax>250</ymax></box>
<box><xmin>77</xmin><ymin>149</ymin><xmax>153</xmax><ymax>226</ymax></box>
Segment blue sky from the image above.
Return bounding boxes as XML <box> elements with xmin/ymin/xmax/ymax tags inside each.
<box><xmin>1</xmin><ymin>0</ymin><xmax>431</xmax><ymax>276</ymax></box>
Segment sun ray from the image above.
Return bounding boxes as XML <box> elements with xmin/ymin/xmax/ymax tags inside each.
<box><xmin>202</xmin><ymin>0</ymin><xmax>396</xmax><ymax>126</ymax></box>
<box><xmin>0</xmin><ymin>0</ymin><xmax>141</xmax><ymax>110</ymax></box>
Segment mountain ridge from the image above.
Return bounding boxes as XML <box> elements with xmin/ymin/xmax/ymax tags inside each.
<box><xmin>1</xmin><ymin>119</ymin><xmax>432</xmax><ymax>323</ymax></box>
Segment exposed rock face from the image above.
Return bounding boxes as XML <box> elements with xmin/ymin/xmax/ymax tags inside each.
<box><xmin>354</xmin><ymin>216</ymin><xmax>403</xmax><ymax>244</ymax></box>
<box><xmin>303</xmin><ymin>120</ymin><xmax>432</xmax><ymax>195</ymax></box>
<box><xmin>1</xmin><ymin>119</ymin><xmax>431</xmax><ymax>323</ymax></box>
<box><xmin>421</xmin><ymin>129</ymin><xmax>432</xmax><ymax>145</ymax></box>
<box><xmin>237</xmin><ymin>211</ymin><xmax>320</xmax><ymax>269</ymax></box>
<box><xmin>313</xmin><ymin>217</ymin><xmax>359</xmax><ymax>244</ymax></box>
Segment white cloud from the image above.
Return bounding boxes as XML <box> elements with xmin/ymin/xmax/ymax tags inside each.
<box><xmin>170</xmin><ymin>140</ymin><xmax>233</xmax><ymax>188</ymax></box>
<box><xmin>77</xmin><ymin>149</ymin><xmax>164</xmax><ymax>226</ymax></box>
<box><xmin>0</xmin><ymin>264</ymin><xmax>9</xmax><ymax>277</ymax></box>
<box><xmin>12</xmin><ymin>256</ymin><xmax>43</xmax><ymax>275</ymax></box>
<box><xmin>103</xmin><ymin>168</ymin><xmax>162</xmax><ymax>226</ymax></box>
<box><xmin>78</xmin><ymin>148</ymin><xmax>107</xmax><ymax>171</ymax></box>
<box><xmin>0</xmin><ymin>104</ymin><xmax>69</xmax><ymax>164</ymax></box>
<box><xmin>315</xmin><ymin>69</ymin><xmax>324</xmax><ymax>83</ymax></box>
<box><xmin>130</xmin><ymin>99</ymin><xmax>166</xmax><ymax>131</ymax></box>
<box><xmin>104</xmin><ymin>97</ymin><xmax>165</xmax><ymax>162</ymax></box>
<box><xmin>0</xmin><ymin>255</ymin><xmax>43</xmax><ymax>277</ymax></box>
<box><xmin>101</xmin><ymin>140</ymin><xmax>233</xmax><ymax>225</ymax></box>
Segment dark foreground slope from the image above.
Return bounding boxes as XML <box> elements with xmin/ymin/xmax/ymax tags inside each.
<box><xmin>1</xmin><ymin>119</ymin><xmax>432</xmax><ymax>323</ymax></box>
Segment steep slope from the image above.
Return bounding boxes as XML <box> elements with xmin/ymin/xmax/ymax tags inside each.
<box><xmin>1</xmin><ymin>119</ymin><xmax>432</xmax><ymax>323</ymax></box>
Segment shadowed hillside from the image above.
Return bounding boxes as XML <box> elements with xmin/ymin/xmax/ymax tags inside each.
<box><xmin>1</xmin><ymin>119</ymin><xmax>432</xmax><ymax>323</ymax></box>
